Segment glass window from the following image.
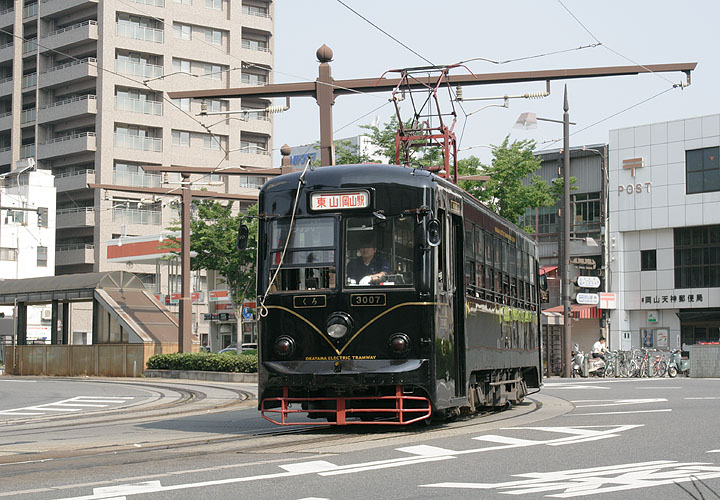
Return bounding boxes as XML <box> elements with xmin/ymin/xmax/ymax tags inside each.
<box><xmin>173</xmin><ymin>23</ymin><xmax>192</xmax><ymax>40</ymax></box>
<box><xmin>204</xmin><ymin>64</ymin><xmax>223</xmax><ymax>80</ymax></box>
<box><xmin>674</xmin><ymin>225</ymin><xmax>720</xmax><ymax>288</ymax></box>
<box><xmin>172</xmin><ymin>130</ymin><xmax>190</xmax><ymax>147</ymax></box>
<box><xmin>205</xmin><ymin>28</ymin><xmax>222</xmax><ymax>45</ymax></box>
<box><xmin>641</xmin><ymin>249</ymin><xmax>657</xmax><ymax>271</ymax></box>
<box><xmin>205</xmin><ymin>0</ymin><xmax>221</xmax><ymax>9</ymax></box>
<box><xmin>172</xmin><ymin>98</ymin><xmax>190</xmax><ymax>112</ymax></box>
<box><xmin>173</xmin><ymin>58</ymin><xmax>191</xmax><ymax>74</ymax></box>
<box><xmin>344</xmin><ymin>215</ymin><xmax>414</xmax><ymax>287</ymax></box>
<box><xmin>268</xmin><ymin>217</ymin><xmax>336</xmax><ymax>292</ymax></box>
<box><xmin>686</xmin><ymin>147</ymin><xmax>720</xmax><ymax>194</ymax></box>
<box><xmin>0</xmin><ymin>247</ymin><xmax>16</xmax><ymax>261</ymax></box>
<box><xmin>37</xmin><ymin>246</ymin><xmax>47</xmax><ymax>267</ymax></box>
<box><xmin>203</xmin><ymin>134</ymin><xmax>222</xmax><ymax>150</ymax></box>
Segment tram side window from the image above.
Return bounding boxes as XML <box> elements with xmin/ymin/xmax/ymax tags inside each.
<box><xmin>485</xmin><ymin>231</ymin><xmax>494</xmax><ymax>294</ymax></box>
<box><xmin>464</xmin><ymin>227</ymin><xmax>474</xmax><ymax>286</ymax></box>
<box><xmin>268</xmin><ymin>217</ymin><xmax>336</xmax><ymax>291</ymax></box>
<box><xmin>475</xmin><ymin>226</ymin><xmax>484</xmax><ymax>290</ymax></box>
<box><xmin>344</xmin><ymin>215</ymin><xmax>415</xmax><ymax>287</ymax></box>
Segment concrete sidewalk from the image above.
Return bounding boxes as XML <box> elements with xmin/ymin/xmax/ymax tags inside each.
<box><xmin>144</xmin><ymin>369</ymin><xmax>258</xmax><ymax>383</ymax></box>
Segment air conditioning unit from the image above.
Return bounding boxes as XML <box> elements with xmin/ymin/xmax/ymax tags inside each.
<box><xmin>41</xmin><ymin>308</ymin><xmax>52</xmax><ymax>321</ymax></box>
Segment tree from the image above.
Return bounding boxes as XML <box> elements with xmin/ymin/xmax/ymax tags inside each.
<box><xmin>458</xmin><ymin>136</ymin><xmax>561</xmax><ymax>225</ymax></box>
<box><xmin>165</xmin><ymin>201</ymin><xmax>258</xmax><ymax>308</ymax></box>
<box><xmin>361</xmin><ymin>115</ymin><xmax>441</xmax><ymax>167</ymax></box>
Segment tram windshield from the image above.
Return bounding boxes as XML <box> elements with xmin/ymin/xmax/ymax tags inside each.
<box><xmin>344</xmin><ymin>215</ymin><xmax>414</xmax><ymax>287</ymax></box>
<box><xmin>268</xmin><ymin>217</ymin><xmax>336</xmax><ymax>292</ymax></box>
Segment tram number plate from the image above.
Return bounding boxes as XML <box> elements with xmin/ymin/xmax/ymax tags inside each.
<box><xmin>350</xmin><ymin>294</ymin><xmax>386</xmax><ymax>307</ymax></box>
<box><xmin>293</xmin><ymin>295</ymin><xmax>327</xmax><ymax>308</ymax></box>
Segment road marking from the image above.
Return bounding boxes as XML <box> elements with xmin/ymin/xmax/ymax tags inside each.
<box><xmin>571</xmin><ymin>398</ymin><xmax>667</xmax><ymax>408</ymax></box>
<box><xmin>634</xmin><ymin>386</ymin><xmax>681</xmax><ymax>389</ymax></box>
<box><xmin>94</xmin><ymin>482</ymin><xmax>161</xmax><ymax>496</ymax></box>
<box><xmin>0</xmin><ymin>380</ymin><xmax>36</xmax><ymax>383</ymax></box>
<box><xmin>685</xmin><ymin>397</ymin><xmax>720</xmax><ymax>400</ymax></box>
<box><xmin>420</xmin><ymin>460</ymin><xmax>720</xmax><ymax>497</ymax></box>
<box><xmin>709</xmin><ymin>450</ymin><xmax>720</xmax><ymax>453</ymax></box>
<box><xmin>0</xmin><ymin>396</ymin><xmax>135</xmax><ymax>416</ymax></box>
<box><xmin>47</xmin><ymin>426</ymin><xmax>643</xmax><ymax>500</ymax></box>
<box><xmin>569</xmin><ymin>409</ymin><xmax>672</xmax><ymax>416</ymax></box>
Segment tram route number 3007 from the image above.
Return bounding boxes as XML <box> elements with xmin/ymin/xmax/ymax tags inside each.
<box><xmin>350</xmin><ymin>294</ymin><xmax>386</xmax><ymax>307</ymax></box>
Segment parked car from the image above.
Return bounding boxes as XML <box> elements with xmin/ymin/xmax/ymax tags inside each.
<box><xmin>218</xmin><ymin>343</ymin><xmax>257</xmax><ymax>354</ymax></box>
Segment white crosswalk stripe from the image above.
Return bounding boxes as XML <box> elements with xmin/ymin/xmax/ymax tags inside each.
<box><xmin>0</xmin><ymin>396</ymin><xmax>135</xmax><ymax>417</ymax></box>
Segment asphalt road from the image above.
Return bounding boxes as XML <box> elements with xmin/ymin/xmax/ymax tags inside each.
<box><xmin>1</xmin><ymin>376</ymin><xmax>718</xmax><ymax>500</ymax></box>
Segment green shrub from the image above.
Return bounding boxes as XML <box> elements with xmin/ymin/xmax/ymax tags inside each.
<box><xmin>146</xmin><ymin>352</ymin><xmax>257</xmax><ymax>373</ymax></box>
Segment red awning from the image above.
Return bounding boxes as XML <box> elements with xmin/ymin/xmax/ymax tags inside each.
<box><xmin>539</xmin><ymin>265</ymin><xmax>558</xmax><ymax>276</ymax></box>
<box><xmin>542</xmin><ymin>304</ymin><xmax>601</xmax><ymax>319</ymax></box>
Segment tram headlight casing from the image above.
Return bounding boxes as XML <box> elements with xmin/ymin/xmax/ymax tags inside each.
<box><xmin>326</xmin><ymin>312</ymin><xmax>354</xmax><ymax>339</ymax></box>
<box><xmin>274</xmin><ymin>336</ymin><xmax>296</xmax><ymax>358</ymax></box>
<box><xmin>388</xmin><ymin>333</ymin><xmax>411</xmax><ymax>358</ymax></box>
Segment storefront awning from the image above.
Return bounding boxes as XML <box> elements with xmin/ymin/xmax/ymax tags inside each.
<box><xmin>542</xmin><ymin>304</ymin><xmax>602</xmax><ymax>320</ymax></box>
<box><xmin>539</xmin><ymin>265</ymin><xmax>558</xmax><ymax>276</ymax></box>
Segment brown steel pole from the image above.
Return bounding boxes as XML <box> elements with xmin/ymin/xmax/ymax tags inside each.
<box><xmin>562</xmin><ymin>85</ymin><xmax>572</xmax><ymax>378</ymax></box>
<box><xmin>316</xmin><ymin>45</ymin><xmax>335</xmax><ymax>166</ymax></box>
<box><xmin>180</xmin><ymin>173</ymin><xmax>193</xmax><ymax>352</ymax></box>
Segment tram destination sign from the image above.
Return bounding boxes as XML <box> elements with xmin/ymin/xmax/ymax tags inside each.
<box><xmin>577</xmin><ymin>276</ymin><xmax>601</xmax><ymax>288</ymax></box>
<box><xmin>310</xmin><ymin>190</ymin><xmax>369</xmax><ymax>211</ymax></box>
<box><xmin>576</xmin><ymin>293</ymin><xmax>600</xmax><ymax>305</ymax></box>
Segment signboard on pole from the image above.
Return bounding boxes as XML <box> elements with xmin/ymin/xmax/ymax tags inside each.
<box><xmin>577</xmin><ymin>276</ymin><xmax>601</xmax><ymax>288</ymax></box>
<box><xmin>598</xmin><ymin>292</ymin><xmax>616</xmax><ymax>309</ymax></box>
<box><xmin>209</xmin><ymin>290</ymin><xmax>231</xmax><ymax>302</ymax></box>
<box><xmin>576</xmin><ymin>293</ymin><xmax>600</xmax><ymax>305</ymax></box>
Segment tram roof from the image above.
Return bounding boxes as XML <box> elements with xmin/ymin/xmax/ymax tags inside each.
<box><xmin>263</xmin><ymin>163</ymin><xmax>435</xmax><ymax>192</ymax></box>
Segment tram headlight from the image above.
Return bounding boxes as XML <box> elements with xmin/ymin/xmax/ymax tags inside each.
<box><xmin>388</xmin><ymin>333</ymin><xmax>411</xmax><ymax>358</ymax></box>
<box><xmin>326</xmin><ymin>312</ymin><xmax>353</xmax><ymax>339</ymax></box>
<box><xmin>274</xmin><ymin>336</ymin><xmax>295</xmax><ymax>358</ymax></box>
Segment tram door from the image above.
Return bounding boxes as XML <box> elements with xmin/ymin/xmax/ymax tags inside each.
<box><xmin>450</xmin><ymin>213</ymin><xmax>467</xmax><ymax>398</ymax></box>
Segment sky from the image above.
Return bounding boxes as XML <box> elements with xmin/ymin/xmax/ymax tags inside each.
<box><xmin>270</xmin><ymin>0</ymin><xmax>718</xmax><ymax>165</ymax></box>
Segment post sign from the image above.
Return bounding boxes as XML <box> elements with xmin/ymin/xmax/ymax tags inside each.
<box><xmin>577</xmin><ymin>276</ymin><xmax>601</xmax><ymax>288</ymax></box>
<box><xmin>310</xmin><ymin>191</ymin><xmax>369</xmax><ymax>211</ymax></box>
<box><xmin>598</xmin><ymin>292</ymin><xmax>616</xmax><ymax>309</ymax></box>
<box><xmin>576</xmin><ymin>293</ymin><xmax>600</xmax><ymax>305</ymax></box>
<box><xmin>209</xmin><ymin>290</ymin><xmax>231</xmax><ymax>302</ymax></box>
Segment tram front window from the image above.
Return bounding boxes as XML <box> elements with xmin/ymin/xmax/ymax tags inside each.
<box><xmin>269</xmin><ymin>217</ymin><xmax>336</xmax><ymax>291</ymax></box>
<box><xmin>345</xmin><ymin>216</ymin><xmax>414</xmax><ymax>287</ymax></box>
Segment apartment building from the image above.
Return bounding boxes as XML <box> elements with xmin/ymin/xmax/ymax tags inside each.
<box><xmin>1</xmin><ymin>0</ymin><xmax>274</xmax><ymax>342</ymax></box>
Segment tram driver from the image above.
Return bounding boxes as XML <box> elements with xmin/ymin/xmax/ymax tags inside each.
<box><xmin>346</xmin><ymin>234</ymin><xmax>389</xmax><ymax>285</ymax></box>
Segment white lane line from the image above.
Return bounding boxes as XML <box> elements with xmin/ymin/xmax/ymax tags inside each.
<box><xmin>94</xmin><ymin>482</ymin><xmax>161</xmax><ymax>496</ymax></box>
<box><xmin>280</xmin><ymin>461</ymin><xmax>337</xmax><ymax>474</ymax></box>
<box><xmin>685</xmin><ymin>397</ymin><xmax>720</xmax><ymax>400</ymax></box>
<box><xmin>0</xmin><ymin>396</ymin><xmax>136</xmax><ymax>416</ymax></box>
<box><xmin>571</xmin><ymin>398</ymin><xmax>667</xmax><ymax>408</ymax></box>
<box><xmin>24</xmin><ymin>407</ymin><xmax>80</xmax><ymax>412</ymax></box>
<box><xmin>0</xmin><ymin>380</ymin><xmax>36</xmax><ymax>383</ymax></box>
<box><xmin>709</xmin><ymin>450</ymin><xmax>720</xmax><ymax>453</ymax></box>
<box><xmin>633</xmin><ymin>387</ymin><xmax>681</xmax><ymax>389</ymax></box>
<box><xmin>0</xmin><ymin>412</ymin><xmax>44</xmax><ymax>416</ymax></box>
<box><xmin>53</xmin><ymin>403</ymin><xmax>109</xmax><ymax>407</ymax></box>
<box><xmin>396</xmin><ymin>445</ymin><xmax>456</xmax><ymax>457</ymax></box>
<box><xmin>569</xmin><ymin>409</ymin><xmax>672</xmax><ymax>416</ymax></box>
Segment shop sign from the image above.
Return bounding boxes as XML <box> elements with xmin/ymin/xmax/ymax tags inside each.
<box><xmin>576</xmin><ymin>293</ymin><xmax>599</xmax><ymax>305</ymax></box>
<box><xmin>209</xmin><ymin>290</ymin><xmax>231</xmax><ymax>302</ymax></box>
<box><xmin>598</xmin><ymin>292</ymin><xmax>616</xmax><ymax>309</ymax></box>
<box><xmin>618</xmin><ymin>182</ymin><xmax>652</xmax><ymax>195</ymax></box>
<box><xmin>641</xmin><ymin>293</ymin><xmax>704</xmax><ymax>305</ymax></box>
<box><xmin>647</xmin><ymin>310</ymin><xmax>658</xmax><ymax>323</ymax></box>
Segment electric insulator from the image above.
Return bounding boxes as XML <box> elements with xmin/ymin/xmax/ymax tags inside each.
<box><xmin>265</xmin><ymin>105</ymin><xmax>289</xmax><ymax>114</ymax></box>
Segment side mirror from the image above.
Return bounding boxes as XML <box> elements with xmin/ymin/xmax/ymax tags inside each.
<box><xmin>237</xmin><ymin>224</ymin><xmax>249</xmax><ymax>251</ymax></box>
<box><xmin>427</xmin><ymin>219</ymin><xmax>441</xmax><ymax>247</ymax></box>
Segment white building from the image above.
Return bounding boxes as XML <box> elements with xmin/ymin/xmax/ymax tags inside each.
<box><xmin>0</xmin><ymin>166</ymin><xmax>56</xmax><ymax>342</ymax></box>
<box><xmin>288</xmin><ymin>134</ymin><xmax>388</xmax><ymax>167</ymax></box>
<box><xmin>608</xmin><ymin>114</ymin><xmax>720</xmax><ymax>352</ymax></box>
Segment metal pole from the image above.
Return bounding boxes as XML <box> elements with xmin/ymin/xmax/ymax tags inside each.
<box><xmin>179</xmin><ymin>173</ymin><xmax>193</xmax><ymax>352</ymax></box>
<box><xmin>316</xmin><ymin>45</ymin><xmax>335</xmax><ymax>167</ymax></box>
<box><xmin>562</xmin><ymin>85</ymin><xmax>572</xmax><ymax>378</ymax></box>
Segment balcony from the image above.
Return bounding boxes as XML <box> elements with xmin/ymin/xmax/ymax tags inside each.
<box><xmin>113</xmin><ymin>171</ymin><xmax>161</xmax><ymax>188</ymax></box>
<box><xmin>0</xmin><ymin>41</ymin><xmax>13</xmax><ymax>62</ymax></box>
<box><xmin>22</xmin><ymin>2</ymin><xmax>38</xmax><ymax>19</ymax></box>
<box><xmin>37</xmin><ymin>132</ymin><xmax>96</xmax><ymax>160</ymax></box>
<box><xmin>113</xmin><ymin>134</ymin><xmax>162</xmax><ymax>152</ymax></box>
<box><xmin>41</xmin><ymin>21</ymin><xmax>98</xmax><ymax>53</ymax></box>
<box><xmin>116</xmin><ymin>23</ymin><xmax>164</xmax><ymax>44</ymax></box>
<box><xmin>128</xmin><ymin>0</ymin><xmax>164</xmax><ymax>6</ymax></box>
<box><xmin>112</xmin><ymin>208</ymin><xmax>161</xmax><ymax>225</ymax></box>
<box><xmin>20</xmin><ymin>108</ymin><xmax>36</xmax><ymax>125</ymax></box>
<box><xmin>0</xmin><ymin>7</ymin><xmax>14</xmax><ymax>28</ymax></box>
<box><xmin>0</xmin><ymin>146</ymin><xmax>10</xmax><ymax>166</ymax></box>
<box><xmin>39</xmin><ymin>0</ymin><xmax>99</xmax><ymax>18</ymax></box>
<box><xmin>115</xmin><ymin>59</ymin><xmax>163</xmax><ymax>79</ymax></box>
<box><xmin>40</xmin><ymin>58</ymin><xmax>98</xmax><ymax>89</ymax></box>
<box><xmin>114</xmin><ymin>96</ymin><xmax>162</xmax><ymax>116</ymax></box>
<box><xmin>20</xmin><ymin>143</ymin><xmax>35</xmax><ymax>159</ymax></box>
<box><xmin>55</xmin><ymin>169</ymin><xmax>94</xmax><ymax>192</ymax></box>
<box><xmin>0</xmin><ymin>111</ymin><xmax>11</xmax><ymax>131</ymax></box>
<box><xmin>22</xmin><ymin>38</ymin><xmax>37</xmax><ymax>56</ymax></box>
<box><xmin>0</xmin><ymin>76</ymin><xmax>11</xmax><ymax>96</ymax></box>
<box><xmin>57</xmin><ymin>207</ymin><xmax>95</xmax><ymax>228</ymax></box>
<box><xmin>38</xmin><ymin>94</ymin><xmax>97</xmax><ymax>124</ymax></box>
<box><xmin>241</xmin><ymin>6</ymin><xmax>272</xmax><ymax>32</ymax></box>
<box><xmin>55</xmin><ymin>244</ymin><xmax>95</xmax><ymax>267</ymax></box>
<box><xmin>21</xmin><ymin>72</ymin><xmax>37</xmax><ymax>90</ymax></box>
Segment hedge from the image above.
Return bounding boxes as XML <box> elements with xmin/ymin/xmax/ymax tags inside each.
<box><xmin>146</xmin><ymin>352</ymin><xmax>257</xmax><ymax>373</ymax></box>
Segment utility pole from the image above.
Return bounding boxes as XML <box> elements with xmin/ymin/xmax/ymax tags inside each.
<box><xmin>562</xmin><ymin>86</ymin><xmax>572</xmax><ymax>379</ymax></box>
<box><xmin>168</xmin><ymin>46</ymin><xmax>694</xmax><ymax>167</ymax></box>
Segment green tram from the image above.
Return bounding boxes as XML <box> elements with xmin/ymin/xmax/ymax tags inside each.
<box><xmin>253</xmin><ymin>163</ymin><xmax>543</xmax><ymax>425</ymax></box>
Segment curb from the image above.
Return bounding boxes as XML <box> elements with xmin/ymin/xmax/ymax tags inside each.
<box><xmin>144</xmin><ymin>369</ymin><xmax>258</xmax><ymax>383</ymax></box>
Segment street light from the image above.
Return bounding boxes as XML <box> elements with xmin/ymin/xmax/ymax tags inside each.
<box><xmin>515</xmin><ymin>84</ymin><xmax>574</xmax><ymax>378</ymax></box>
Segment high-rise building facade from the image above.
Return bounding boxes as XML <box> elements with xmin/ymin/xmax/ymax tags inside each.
<box><xmin>0</xmin><ymin>0</ymin><xmax>274</xmax><ymax>280</ymax></box>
